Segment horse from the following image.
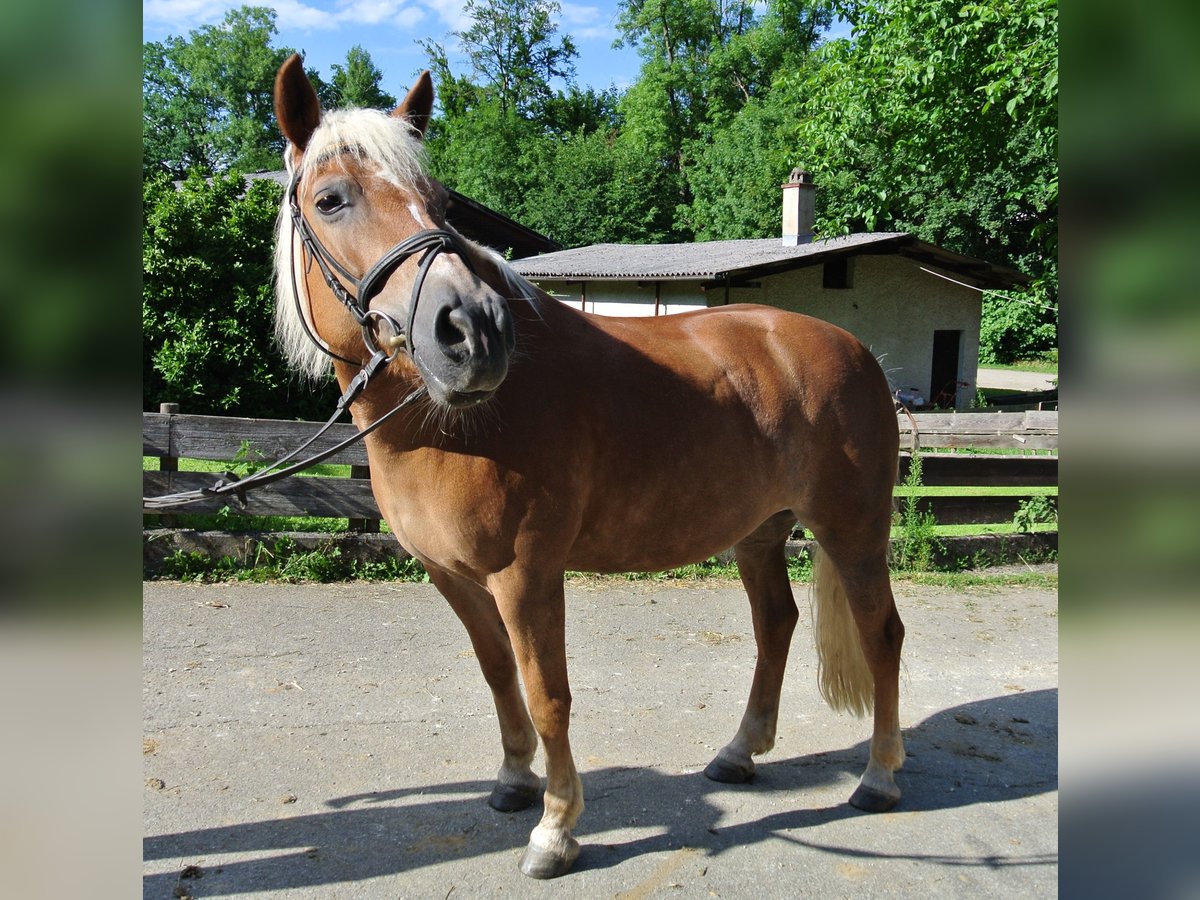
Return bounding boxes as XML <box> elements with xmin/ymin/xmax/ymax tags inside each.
<box><xmin>271</xmin><ymin>54</ymin><xmax>905</xmax><ymax>879</ymax></box>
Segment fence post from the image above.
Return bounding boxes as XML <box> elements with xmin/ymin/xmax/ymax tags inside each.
<box><xmin>156</xmin><ymin>402</ymin><xmax>180</xmax><ymax>528</ymax></box>
<box><xmin>347</xmin><ymin>464</ymin><xmax>380</xmax><ymax>533</ymax></box>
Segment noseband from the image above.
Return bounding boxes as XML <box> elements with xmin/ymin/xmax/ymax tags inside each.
<box><xmin>286</xmin><ymin>164</ymin><xmax>476</xmax><ymax>366</ymax></box>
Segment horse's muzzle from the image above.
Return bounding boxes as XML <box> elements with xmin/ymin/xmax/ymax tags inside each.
<box><xmin>416</xmin><ymin>292</ymin><xmax>515</xmax><ymax>407</ymax></box>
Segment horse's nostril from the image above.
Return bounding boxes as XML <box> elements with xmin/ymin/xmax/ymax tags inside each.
<box><xmin>435</xmin><ymin>306</ymin><xmax>470</xmax><ymax>362</ymax></box>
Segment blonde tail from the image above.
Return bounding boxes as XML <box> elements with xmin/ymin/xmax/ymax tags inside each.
<box><xmin>811</xmin><ymin>546</ymin><xmax>874</xmax><ymax>717</ymax></box>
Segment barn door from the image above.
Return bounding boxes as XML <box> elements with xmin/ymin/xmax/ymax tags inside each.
<box><xmin>930</xmin><ymin>330</ymin><xmax>963</xmax><ymax>408</ymax></box>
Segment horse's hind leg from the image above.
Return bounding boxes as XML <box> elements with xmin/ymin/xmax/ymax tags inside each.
<box><xmin>809</xmin><ymin>534</ymin><xmax>906</xmax><ymax>812</ymax></box>
<box><xmin>705</xmin><ymin>511</ymin><xmax>800</xmax><ymax>784</ymax></box>
<box><xmin>426</xmin><ymin>568</ymin><xmax>541</xmax><ymax>813</ymax></box>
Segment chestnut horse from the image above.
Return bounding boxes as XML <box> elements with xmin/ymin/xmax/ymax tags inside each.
<box><xmin>272</xmin><ymin>55</ymin><xmax>904</xmax><ymax>878</ymax></box>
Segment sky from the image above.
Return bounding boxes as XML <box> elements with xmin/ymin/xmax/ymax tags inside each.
<box><xmin>142</xmin><ymin>0</ymin><xmax>649</xmax><ymax>100</ymax></box>
<box><xmin>142</xmin><ymin>1</ymin><xmax>853</xmax><ymax>102</ymax></box>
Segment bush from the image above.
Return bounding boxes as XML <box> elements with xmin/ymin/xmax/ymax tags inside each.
<box><xmin>143</xmin><ymin>171</ymin><xmax>338</xmax><ymax>419</ymax></box>
<box><xmin>979</xmin><ymin>287</ymin><xmax>1058</xmax><ymax>365</ymax></box>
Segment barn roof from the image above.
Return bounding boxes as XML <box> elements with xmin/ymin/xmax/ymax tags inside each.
<box><xmin>240</xmin><ymin>171</ymin><xmax>561</xmax><ymax>260</ymax></box>
<box><xmin>511</xmin><ymin>232</ymin><xmax>1029</xmax><ymax>289</ymax></box>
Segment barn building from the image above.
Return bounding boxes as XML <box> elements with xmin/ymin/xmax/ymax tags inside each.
<box><xmin>512</xmin><ymin>170</ymin><xmax>1028</xmax><ymax>410</ymax></box>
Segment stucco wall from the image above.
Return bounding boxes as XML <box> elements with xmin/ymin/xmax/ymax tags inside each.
<box><xmin>541</xmin><ymin>280</ymin><xmax>707</xmax><ymax>317</ymax></box>
<box><xmin>536</xmin><ymin>256</ymin><xmax>981</xmax><ymax>409</ymax></box>
<box><xmin>754</xmin><ymin>256</ymin><xmax>982</xmax><ymax>409</ymax></box>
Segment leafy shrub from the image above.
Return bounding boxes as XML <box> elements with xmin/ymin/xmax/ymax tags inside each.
<box><xmin>143</xmin><ymin>171</ymin><xmax>338</xmax><ymax>419</ymax></box>
<box><xmin>979</xmin><ymin>287</ymin><xmax>1058</xmax><ymax>364</ymax></box>
<box><xmin>1013</xmin><ymin>495</ymin><xmax>1058</xmax><ymax>532</ymax></box>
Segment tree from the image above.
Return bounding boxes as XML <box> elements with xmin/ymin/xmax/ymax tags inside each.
<box><xmin>515</xmin><ymin>126</ymin><xmax>682</xmax><ymax>247</ymax></box>
<box><xmin>786</xmin><ymin>0</ymin><xmax>1058</xmax><ymax>359</ymax></box>
<box><xmin>683</xmin><ymin>93</ymin><xmax>795</xmax><ymax>239</ymax></box>
<box><xmin>328</xmin><ymin>45</ymin><xmax>397</xmax><ymax>110</ymax></box>
<box><xmin>143</xmin><ymin>5</ymin><xmax>311</xmax><ymax>177</ymax></box>
<box><xmin>422</xmin><ymin>0</ymin><xmax>627</xmax><ymax>243</ymax></box>
<box><xmin>615</xmin><ymin>0</ymin><xmax>836</xmax><ymax>236</ymax></box>
<box><xmin>453</xmin><ymin>0</ymin><xmax>578</xmax><ymax>117</ymax></box>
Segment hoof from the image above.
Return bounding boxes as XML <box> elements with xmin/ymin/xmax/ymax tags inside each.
<box><xmin>489</xmin><ymin>782</ymin><xmax>539</xmax><ymax>813</ymax></box>
<box><xmin>704</xmin><ymin>753</ymin><xmax>754</xmax><ymax>784</ymax></box>
<box><xmin>849</xmin><ymin>783</ymin><xmax>900</xmax><ymax>813</ymax></box>
<box><xmin>519</xmin><ymin>838</ymin><xmax>580</xmax><ymax>879</ymax></box>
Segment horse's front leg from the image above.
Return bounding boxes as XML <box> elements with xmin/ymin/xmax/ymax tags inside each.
<box><xmin>489</xmin><ymin>569</ymin><xmax>583</xmax><ymax>879</ymax></box>
<box><xmin>426</xmin><ymin>568</ymin><xmax>541</xmax><ymax>812</ymax></box>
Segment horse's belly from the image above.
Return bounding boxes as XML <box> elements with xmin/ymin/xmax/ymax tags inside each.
<box><xmin>566</xmin><ymin>493</ymin><xmax>788</xmax><ymax>574</ymax></box>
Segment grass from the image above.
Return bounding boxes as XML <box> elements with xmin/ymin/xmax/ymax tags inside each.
<box><xmin>144</xmin><ymin>455</ymin><xmax>381</xmax><ymax>534</ymax></box>
<box><xmin>979</xmin><ymin>350</ymin><xmax>1058</xmax><ymax>375</ymax></box>
<box><xmin>154</xmin><ymin>542</ymin><xmax>1055</xmax><ymax>589</ymax></box>
<box><xmin>142</xmin><ymin>455</ymin><xmax>350</xmax><ymax>477</ymax></box>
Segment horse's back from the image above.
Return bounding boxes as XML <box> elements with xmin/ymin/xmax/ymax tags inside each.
<box><xmin>535</xmin><ymin>302</ymin><xmax>899</xmax><ymax>571</ymax></box>
<box><xmin>582</xmin><ymin>303</ymin><xmax>895</xmax><ymax>440</ymax></box>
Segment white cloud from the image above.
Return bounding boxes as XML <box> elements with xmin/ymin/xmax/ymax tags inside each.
<box><xmin>393</xmin><ymin>5</ymin><xmax>428</xmax><ymax>30</ymax></box>
<box><xmin>559</xmin><ymin>2</ymin><xmax>600</xmax><ymax>26</ymax></box>
<box><xmin>336</xmin><ymin>0</ymin><xmax>401</xmax><ymax>25</ymax></box>
<box><xmin>273</xmin><ymin>0</ymin><xmax>335</xmax><ymax>30</ymax></box>
<box><xmin>558</xmin><ymin>3</ymin><xmax>617</xmax><ymax>42</ymax></box>
<box><xmin>415</xmin><ymin>0</ymin><xmax>473</xmax><ymax>32</ymax></box>
<box><xmin>144</xmin><ymin>0</ymin><xmax>432</xmax><ymax>34</ymax></box>
<box><xmin>142</xmin><ymin>0</ymin><xmax>239</xmax><ymax>30</ymax></box>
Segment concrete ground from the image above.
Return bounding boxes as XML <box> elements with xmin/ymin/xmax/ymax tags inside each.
<box><xmin>144</xmin><ymin>575</ymin><xmax>1058</xmax><ymax>898</ymax></box>
<box><xmin>976</xmin><ymin>367</ymin><xmax>1057</xmax><ymax>392</ymax></box>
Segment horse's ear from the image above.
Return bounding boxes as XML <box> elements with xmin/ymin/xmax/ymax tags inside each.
<box><xmin>392</xmin><ymin>70</ymin><xmax>434</xmax><ymax>139</ymax></box>
<box><xmin>274</xmin><ymin>53</ymin><xmax>322</xmax><ymax>151</ymax></box>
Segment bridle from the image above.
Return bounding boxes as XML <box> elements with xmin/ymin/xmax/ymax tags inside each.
<box><xmin>144</xmin><ymin>151</ymin><xmax>479</xmax><ymax>510</ymax></box>
<box><xmin>284</xmin><ymin>151</ymin><xmax>477</xmax><ymax>368</ymax></box>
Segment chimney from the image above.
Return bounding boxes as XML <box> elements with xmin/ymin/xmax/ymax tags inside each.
<box><xmin>781</xmin><ymin>167</ymin><xmax>815</xmax><ymax>246</ymax></box>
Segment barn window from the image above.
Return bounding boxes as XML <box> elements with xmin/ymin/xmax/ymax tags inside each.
<box><xmin>823</xmin><ymin>257</ymin><xmax>852</xmax><ymax>289</ymax></box>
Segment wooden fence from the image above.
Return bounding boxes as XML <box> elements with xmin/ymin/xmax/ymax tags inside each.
<box><xmin>143</xmin><ymin>407</ymin><xmax>1058</xmax><ymax>531</ymax></box>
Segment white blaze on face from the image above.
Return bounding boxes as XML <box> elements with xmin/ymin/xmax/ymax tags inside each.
<box><xmin>404</xmin><ymin>201</ymin><xmax>461</xmax><ymax>282</ymax></box>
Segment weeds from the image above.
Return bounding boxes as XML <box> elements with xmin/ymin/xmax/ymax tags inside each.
<box><xmin>1013</xmin><ymin>495</ymin><xmax>1058</xmax><ymax>532</ymax></box>
<box><xmin>893</xmin><ymin>453</ymin><xmax>944</xmax><ymax>572</ymax></box>
<box><xmin>156</xmin><ymin>537</ymin><xmax>430</xmax><ymax>584</ymax></box>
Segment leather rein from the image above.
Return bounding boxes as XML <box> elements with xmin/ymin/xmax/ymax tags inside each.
<box><xmin>144</xmin><ymin>159</ymin><xmax>474</xmax><ymax>509</ymax></box>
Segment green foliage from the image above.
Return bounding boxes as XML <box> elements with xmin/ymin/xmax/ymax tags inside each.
<box><xmin>142</xmin><ymin>170</ymin><xmax>338</xmax><ymax>418</ymax></box>
<box><xmin>615</xmin><ymin>0</ymin><xmax>835</xmax><ymax>236</ymax></box>
<box><xmin>788</xmin><ymin>0</ymin><xmax>1058</xmax><ymax>355</ymax></box>
<box><xmin>786</xmin><ymin>552</ymin><xmax>814</xmax><ymax>582</ymax></box>
<box><xmin>979</xmin><ymin>288</ymin><xmax>1058</xmax><ymax>363</ymax></box>
<box><xmin>328</xmin><ymin>45</ymin><xmax>397</xmax><ymax>110</ymax></box>
<box><xmin>893</xmin><ymin>453</ymin><xmax>944</xmax><ymax>571</ymax></box>
<box><xmin>142</xmin><ymin>6</ymin><xmax>297</xmax><ymax>177</ymax></box>
<box><xmin>159</xmin><ymin>550</ymin><xmax>214</xmax><ymax>581</ymax></box>
<box><xmin>684</xmin><ymin>93</ymin><xmax>795</xmax><ymax>239</ymax></box>
<box><xmin>1013</xmin><ymin>495</ymin><xmax>1057</xmax><ymax>532</ymax></box>
<box><xmin>455</xmin><ymin>0</ymin><xmax>578</xmax><ymax>116</ymax></box>
<box><xmin>155</xmin><ymin>538</ymin><xmax>431</xmax><ymax>583</ymax></box>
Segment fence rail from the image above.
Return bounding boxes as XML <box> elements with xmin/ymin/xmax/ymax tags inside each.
<box><xmin>143</xmin><ymin>408</ymin><xmax>1058</xmax><ymax>531</ymax></box>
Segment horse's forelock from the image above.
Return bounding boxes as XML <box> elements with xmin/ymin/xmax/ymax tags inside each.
<box><xmin>273</xmin><ymin>109</ymin><xmax>430</xmax><ymax>380</ymax></box>
<box><xmin>300</xmin><ymin>108</ymin><xmax>427</xmax><ymax>190</ymax></box>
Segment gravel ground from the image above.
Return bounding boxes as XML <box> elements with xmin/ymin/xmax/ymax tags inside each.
<box><xmin>144</xmin><ymin>574</ymin><xmax>1058</xmax><ymax>898</ymax></box>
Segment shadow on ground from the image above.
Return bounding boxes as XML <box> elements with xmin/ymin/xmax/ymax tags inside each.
<box><xmin>145</xmin><ymin>689</ymin><xmax>1056</xmax><ymax>895</ymax></box>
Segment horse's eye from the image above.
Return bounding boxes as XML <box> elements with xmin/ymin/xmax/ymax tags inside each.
<box><xmin>315</xmin><ymin>193</ymin><xmax>344</xmax><ymax>215</ymax></box>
